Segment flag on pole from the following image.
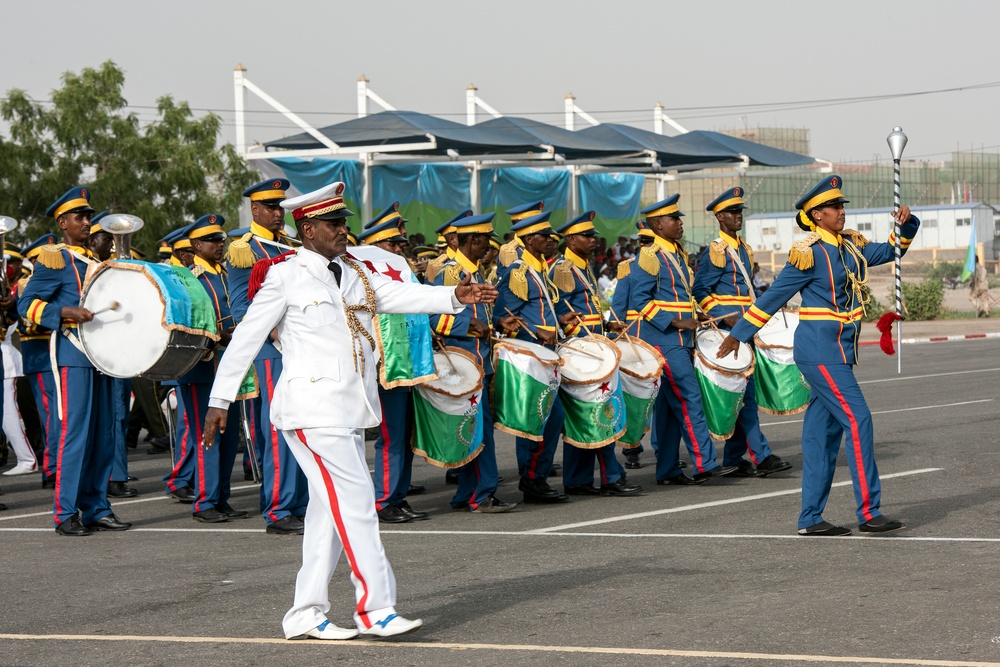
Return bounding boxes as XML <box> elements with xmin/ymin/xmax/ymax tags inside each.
<box><xmin>960</xmin><ymin>219</ymin><xmax>978</xmax><ymax>282</ymax></box>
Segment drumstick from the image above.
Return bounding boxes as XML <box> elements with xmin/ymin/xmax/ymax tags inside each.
<box><xmin>502</xmin><ymin>308</ymin><xmax>539</xmax><ymax>340</ymax></box>
<box><xmin>433</xmin><ymin>338</ymin><xmax>458</xmax><ymax>374</ymax></box>
<box><xmin>572</xmin><ymin>314</ymin><xmax>602</xmax><ymax>342</ymax></box>
<box><xmin>607</xmin><ymin>306</ymin><xmax>641</xmax><ymax>359</ymax></box>
<box><xmin>91</xmin><ymin>301</ymin><xmax>120</xmax><ymax>316</ymax></box>
<box><xmin>556</xmin><ymin>339</ymin><xmax>605</xmax><ymax>361</ymax></box>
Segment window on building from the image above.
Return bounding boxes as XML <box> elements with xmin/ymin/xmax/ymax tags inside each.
<box><xmin>956</xmin><ymin>217</ymin><xmax>972</xmax><ymax>227</ymax></box>
<box><xmin>761</xmin><ymin>225</ymin><xmax>776</xmax><ymax>235</ymax></box>
<box><xmin>857</xmin><ymin>222</ymin><xmax>872</xmax><ymax>232</ymax></box>
<box><xmin>922</xmin><ymin>217</ymin><xmax>938</xmax><ymax>228</ymax></box>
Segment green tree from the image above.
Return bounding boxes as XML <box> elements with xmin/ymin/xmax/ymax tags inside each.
<box><xmin>0</xmin><ymin>61</ymin><xmax>252</xmax><ymax>254</ymax></box>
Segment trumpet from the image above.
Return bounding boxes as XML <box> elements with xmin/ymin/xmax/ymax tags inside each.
<box><xmin>0</xmin><ymin>216</ymin><xmax>20</xmax><ymax>295</ymax></box>
<box><xmin>99</xmin><ymin>213</ymin><xmax>145</xmax><ymax>260</ymax></box>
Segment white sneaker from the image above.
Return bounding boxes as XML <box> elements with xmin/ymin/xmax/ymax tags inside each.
<box><xmin>289</xmin><ymin>620</ymin><xmax>359</xmax><ymax>641</ymax></box>
<box><xmin>3</xmin><ymin>464</ymin><xmax>38</xmax><ymax>476</ymax></box>
<box><xmin>360</xmin><ymin>613</ymin><xmax>423</xmax><ymax>638</ymax></box>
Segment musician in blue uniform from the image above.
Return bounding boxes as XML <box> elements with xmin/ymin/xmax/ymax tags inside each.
<box><xmin>430</xmin><ymin>213</ymin><xmax>518</xmax><ymax>513</ymax></box>
<box><xmin>493</xmin><ymin>211</ymin><xmax>580</xmax><ymax>504</ymax></box>
<box><xmin>627</xmin><ymin>195</ymin><xmax>735</xmax><ymax>486</ymax></box>
<box><xmin>87</xmin><ymin>212</ymin><xmax>139</xmax><ymax>498</ymax></box>
<box><xmin>423</xmin><ymin>211</ymin><xmax>471</xmax><ymax>284</ymax></box>
<box><xmin>226</xmin><ymin>179</ymin><xmax>308</xmax><ymax>535</ymax></box>
<box><xmin>19</xmin><ymin>187</ymin><xmax>131</xmax><ymax>536</ymax></box>
<box><xmin>551</xmin><ymin>212</ymin><xmax>642</xmax><ymax>497</ymax></box>
<box><xmin>611</xmin><ymin>222</ymin><xmax>654</xmax><ymax>469</ymax></box>
<box><xmin>179</xmin><ymin>214</ymin><xmax>248</xmax><ymax>523</ymax></box>
<box><xmin>359</xmin><ymin>204</ymin><xmax>430</xmax><ymax>524</ymax></box>
<box><xmin>495</xmin><ymin>202</ymin><xmax>544</xmax><ymax>282</ymax></box>
<box><xmin>692</xmin><ymin>188</ymin><xmax>792</xmax><ymax>478</ymax></box>
<box><xmin>18</xmin><ymin>234</ymin><xmax>60</xmax><ymax>489</ymax></box>
<box><xmin>718</xmin><ymin>175</ymin><xmax>919</xmax><ymax>536</ymax></box>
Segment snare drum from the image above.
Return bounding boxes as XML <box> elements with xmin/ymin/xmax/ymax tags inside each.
<box><xmin>558</xmin><ymin>335</ymin><xmax>626</xmax><ymax>448</ymax></box>
<box><xmin>78</xmin><ymin>261</ymin><xmax>218</xmax><ymax>380</ymax></box>
<box><xmin>614</xmin><ymin>336</ymin><xmax>664</xmax><ymax>447</ymax></box>
<box><xmin>412</xmin><ymin>347</ymin><xmax>486</xmax><ymax>469</ymax></box>
<box><xmin>693</xmin><ymin>328</ymin><xmax>753</xmax><ymax>441</ymax></box>
<box><xmin>753</xmin><ymin>310</ymin><xmax>810</xmax><ymax>415</ymax></box>
<box><xmin>492</xmin><ymin>338</ymin><xmax>562</xmax><ymax>441</ymax></box>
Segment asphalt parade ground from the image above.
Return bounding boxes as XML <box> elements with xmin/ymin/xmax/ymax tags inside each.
<box><xmin>2</xmin><ymin>338</ymin><xmax>1000</xmax><ymax>667</ymax></box>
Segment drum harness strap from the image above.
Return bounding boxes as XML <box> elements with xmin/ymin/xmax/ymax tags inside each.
<box><xmin>518</xmin><ymin>259</ymin><xmax>564</xmax><ymax>342</ymax></box>
<box><xmin>659</xmin><ymin>247</ymin><xmax>697</xmax><ymax>322</ymax></box>
<box><xmin>723</xmin><ymin>243</ymin><xmax>757</xmax><ymax>304</ymax></box>
<box><xmin>51</xmin><ymin>248</ymin><xmax>97</xmax><ymax>420</ymax></box>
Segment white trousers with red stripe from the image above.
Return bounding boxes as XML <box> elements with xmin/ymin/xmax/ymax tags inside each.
<box><xmin>281</xmin><ymin>427</ymin><xmax>397</xmax><ymax>638</ymax></box>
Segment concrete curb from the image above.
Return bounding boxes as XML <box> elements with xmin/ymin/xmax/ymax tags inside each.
<box><xmin>858</xmin><ymin>332</ymin><xmax>1000</xmax><ymax>347</ymax></box>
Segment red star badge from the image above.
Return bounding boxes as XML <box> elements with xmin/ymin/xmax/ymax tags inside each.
<box><xmin>599</xmin><ymin>381</ymin><xmax>611</xmax><ymax>394</ymax></box>
<box><xmin>382</xmin><ymin>264</ymin><xmax>404</xmax><ymax>282</ymax></box>
<box><xmin>468</xmin><ymin>395</ymin><xmax>479</xmax><ymax>407</ymax></box>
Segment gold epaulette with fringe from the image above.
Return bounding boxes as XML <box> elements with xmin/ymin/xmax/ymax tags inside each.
<box><xmin>617</xmin><ymin>258</ymin><xmax>632</xmax><ymax>280</ymax></box>
<box><xmin>443</xmin><ymin>263</ymin><xmax>463</xmax><ymax>287</ymax></box>
<box><xmin>190</xmin><ymin>264</ymin><xmax>207</xmax><ymax>278</ymax></box>
<box><xmin>35</xmin><ymin>244</ymin><xmax>67</xmax><ymax>270</ymax></box>
<box><xmin>788</xmin><ymin>233</ymin><xmax>821</xmax><ymax>270</ymax></box>
<box><xmin>225</xmin><ymin>232</ymin><xmax>256</xmax><ymax>269</ymax></box>
<box><xmin>509</xmin><ymin>264</ymin><xmax>529</xmax><ymax>301</ymax></box>
<box><xmin>15</xmin><ymin>276</ymin><xmax>28</xmax><ymax>297</ymax></box>
<box><xmin>708</xmin><ymin>239</ymin><xmax>728</xmax><ymax>268</ymax></box>
<box><xmin>424</xmin><ymin>254</ymin><xmax>448</xmax><ymax>284</ymax></box>
<box><xmin>637</xmin><ymin>246</ymin><xmax>660</xmax><ymax>276</ymax></box>
<box><xmin>842</xmin><ymin>229</ymin><xmax>869</xmax><ymax>248</ymax></box>
<box><xmin>552</xmin><ymin>261</ymin><xmax>575</xmax><ymax>292</ymax></box>
<box><xmin>498</xmin><ymin>240</ymin><xmax>520</xmax><ymax>267</ymax></box>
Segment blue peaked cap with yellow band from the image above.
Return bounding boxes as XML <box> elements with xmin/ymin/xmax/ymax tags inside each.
<box><xmin>641</xmin><ymin>194</ymin><xmax>684</xmax><ymax>219</ymax></box>
<box><xmin>187</xmin><ymin>214</ymin><xmax>226</xmax><ymax>241</ymax></box>
<box><xmin>795</xmin><ymin>174</ymin><xmax>850</xmax><ymax>231</ymax></box>
<box><xmin>22</xmin><ymin>233</ymin><xmax>59</xmax><ymax>258</ymax></box>
<box><xmin>228</xmin><ymin>226</ymin><xmax>251</xmax><ymax>239</ymax></box>
<box><xmin>506</xmin><ymin>201</ymin><xmax>544</xmax><ymax>223</ymax></box>
<box><xmin>706</xmin><ymin>187</ymin><xmax>748</xmax><ymax>214</ymax></box>
<box><xmin>452</xmin><ymin>212</ymin><xmax>496</xmax><ymax>235</ymax></box>
<box><xmin>366</xmin><ymin>201</ymin><xmax>406</xmax><ymax>230</ymax></box>
<box><xmin>437</xmin><ymin>209</ymin><xmax>472</xmax><ymax>235</ymax></box>
<box><xmin>635</xmin><ymin>220</ymin><xmax>655</xmax><ymax>238</ymax></box>
<box><xmin>46</xmin><ymin>186</ymin><xmax>96</xmax><ymax>219</ymax></box>
<box><xmin>358</xmin><ymin>217</ymin><xmax>407</xmax><ymax>245</ymax></box>
<box><xmin>510</xmin><ymin>211</ymin><xmax>554</xmax><ymax>237</ymax></box>
<box><xmin>163</xmin><ymin>223</ymin><xmax>195</xmax><ymax>250</ymax></box>
<box><xmin>243</xmin><ymin>178</ymin><xmax>289</xmax><ymax>204</ymax></box>
<box><xmin>89</xmin><ymin>211</ymin><xmax>110</xmax><ymax>235</ymax></box>
<box><xmin>557</xmin><ymin>211</ymin><xmax>597</xmax><ymax>236</ymax></box>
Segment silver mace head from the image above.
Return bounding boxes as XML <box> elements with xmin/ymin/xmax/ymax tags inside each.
<box><xmin>887</xmin><ymin>126</ymin><xmax>908</xmax><ymax>161</ymax></box>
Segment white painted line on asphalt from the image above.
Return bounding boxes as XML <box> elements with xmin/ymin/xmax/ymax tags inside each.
<box><xmin>0</xmin><ymin>633</ymin><xmax>997</xmax><ymax>666</ymax></box>
<box><xmin>0</xmin><ymin>483</ymin><xmax>261</xmax><ymax>522</ymax></box>
<box><xmin>529</xmin><ymin>468</ymin><xmax>942</xmax><ymax>533</ymax></box>
<box><xmin>762</xmin><ymin>400</ymin><xmax>992</xmax><ymax>427</ymax></box>
<box><xmin>859</xmin><ymin>367</ymin><xmax>1000</xmax><ymax>385</ymax></box>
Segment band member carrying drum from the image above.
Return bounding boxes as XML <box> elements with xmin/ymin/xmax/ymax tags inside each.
<box><xmin>717</xmin><ymin>175</ymin><xmax>920</xmax><ymax>536</ymax></box>
<box><xmin>692</xmin><ymin>188</ymin><xmax>792</xmax><ymax>478</ymax></box>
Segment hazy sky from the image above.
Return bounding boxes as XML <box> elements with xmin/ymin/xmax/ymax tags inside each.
<box><xmin>5</xmin><ymin>0</ymin><xmax>997</xmax><ymax>164</ymax></box>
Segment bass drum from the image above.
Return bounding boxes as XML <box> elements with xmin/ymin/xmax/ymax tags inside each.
<box><xmin>78</xmin><ymin>261</ymin><xmax>218</xmax><ymax>380</ymax></box>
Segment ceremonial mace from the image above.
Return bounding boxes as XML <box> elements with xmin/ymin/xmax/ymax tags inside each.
<box><xmin>886</xmin><ymin>127</ymin><xmax>907</xmax><ymax>373</ymax></box>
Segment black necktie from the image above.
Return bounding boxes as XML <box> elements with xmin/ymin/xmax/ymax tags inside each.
<box><xmin>328</xmin><ymin>260</ymin><xmax>342</xmax><ymax>287</ymax></box>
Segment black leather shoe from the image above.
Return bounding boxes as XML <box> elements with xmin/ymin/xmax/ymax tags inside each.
<box><xmin>798</xmin><ymin>520</ymin><xmax>852</xmax><ymax>537</ymax></box>
<box><xmin>564</xmin><ymin>484</ymin><xmax>602</xmax><ymax>496</ymax></box>
<box><xmin>56</xmin><ymin>516</ymin><xmax>92</xmax><ymax>536</ymax></box>
<box><xmin>679</xmin><ymin>460</ymin><xmax>687</xmax><ymax>469</ymax></box>
<box><xmin>858</xmin><ymin>516</ymin><xmax>904</xmax><ymax>533</ymax></box>
<box><xmin>656</xmin><ymin>473</ymin><xmax>706</xmax><ymax>486</ymax></box>
<box><xmin>728</xmin><ymin>460</ymin><xmax>760</xmax><ymax>478</ymax></box>
<box><xmin>193</xmin><ymin>508</ymin><xmax>229</xmax><ymax>523</ymax></box>
<box><xmin>216</xmin><ymin>504</ymin><xmax>250</xmax><ymax>519</ymax></box>
<box><xmin>473</xmin><ymin>496</ymin><xmax>518</xmax><ymax>513</ymax></box>
<box><xmin>127</xmin><ymin>475</ymin><xmax>139</xmax><ymax>482</ymax></box>
<box><xmin>243</xmin><ymin>469</ymin><xmax>255</xmax><ymax>481</ymax></box>
<box><xmin>444</xmin><ymin>470</ymin><xmax>459</xmax><ymax>485</ymax></box>
<box><xmin>147</xmin><ymin>437</ymin><xmax>171</xmax><ymax>454</ymax></box>
<box><xmin>756</xmin><ymin>454</ymin><xmax>793</xmax><ymax>476</ymax></box>
<box><xmin>693</xmin><ymin>465</ymin><xmax>738</xmax><ymax>481</ymax></box>
<box><xmin>107</xmin><ymin>481</ymin><xmax>139</xmax><ymax>498</ymax></box>
<box><xmin>86</xmin><ymin>513</ymin><xmax>132</xmax><ymax>531</ymax></box>
<box><xmin>600</xmin><ymin>477</ymin><xmax>644</xmax><ymax>497</ymax></box>
<box><xmin>169</xmin><ymin>486</ymin><xmax>195</xmax><ymax>503</ymax></box>
<box><xmin>519</xmin><ymin>477</ymin><xmax>569</xmax><ymax>503</ymax></box>
<box><xmin>377</xmin><ymin>504</ymin><xmax>413</xmax><ymax>524</ymax></box>
<box><xmin>0</xmin><ymin>502</ymin><xmax>6</xmax><ymax>511</ymax></box>
<box><xmin>549</xmin><ymin>464</ymin><xmax>562</xmax><ymax>477</ymax></box>
<box><xmin>42</xmin><ymin>475</ymin><xmax>55</xmax><ymax>489</ymax></box>
<box><xmin>407</xmin><ymin>484</ymin><xmax>426</xmax><ymax>496</ymax></box>
<box><xmin>623</xmin><ymin>450</ymin><xmax>642</xmax><ymax>469</ymax></box>
<box><xmin>398</xmin><ymin>501</ymin><xmax>429</xmax><ymax>521</ymax></box>
<box><xmin>266</xmin><ymin>515</ymin><xmax>306</xmax><ymax>534</ymax></box>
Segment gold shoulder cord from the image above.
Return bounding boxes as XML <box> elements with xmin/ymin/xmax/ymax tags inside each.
<box><xmin>339</xmin><ymin>257</ymin><xmax>378</xmax><ymax>375</ymax></box>
<box><xmin>841</xmin><ymin>239</ymin><xmax>870</xmax><ymax>316</ymax></box>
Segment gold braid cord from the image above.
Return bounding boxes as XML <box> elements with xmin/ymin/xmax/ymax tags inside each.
<box><xmin>841</xmin><ymin>238</ymin><xmax>871</xmax><ymax>316</ymax></box>
<box><xmin>339</xmin><ymin>257</ymin><xmax>378</xmax><ymax>375</ymax></box>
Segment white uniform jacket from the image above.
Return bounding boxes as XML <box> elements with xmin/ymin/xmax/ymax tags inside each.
<box><xmin>209</xmin><ymin>247</ymin><xmax>464</xmax><ymax>429</ymax></box>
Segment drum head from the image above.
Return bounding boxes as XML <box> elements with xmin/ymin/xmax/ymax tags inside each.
<box><xmin>425</xmin><ymin>347</ymin><xmax>483</xmax><ymax>397</ymax></box>
<box><xmin>79</xmin><ymin>265</ymin><xmax>170</xmax><ymax>378</ymax></box>
<box><xmin>558</xmin><ymin>336</ymin><xmax>620</xmax><ymax>384</ymax></box>
<box><xmin>695</xmin><ymin>328</ymin><xmax>752</xmax><ymax>373</ymax></box>
<box><xmin>495</xmin><ymin>337</ymin><xmax>561</xmax><ymax>364</ymax></box>
<box><xmin>755</xmin><ymin>310</ymin><xmax>798</xmax><ymax>348</ymax></box>
<box><xmin>614</xmin><ymin>337</ymin><xmax>664</xmax><ymax>380</ymax></box>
